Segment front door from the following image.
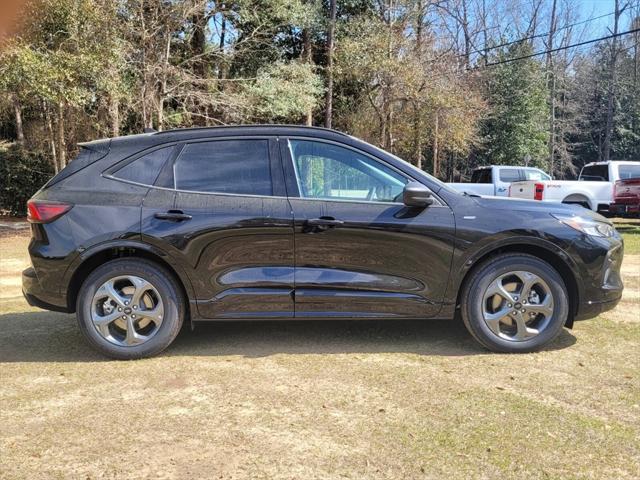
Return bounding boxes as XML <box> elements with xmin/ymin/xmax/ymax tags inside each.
<box><xmin>282</xmin><ymin>138</ymin><xmax>455</xmax><ymax>319</ymax></box>
<box><xmin>142</xmin><ymin>137</ymin><xmax>295</xmax><ymax>319</ymax></box>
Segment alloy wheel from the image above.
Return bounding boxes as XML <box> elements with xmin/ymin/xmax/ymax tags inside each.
<box><xmin>90</xmin><ymin>275</ymin><xmax>164</xmax><ymax>347</ymax></box>
<box><xmin>481</xmin><ymin>270</ymin><xmax>554</xmax><ymax>341</ymax></box>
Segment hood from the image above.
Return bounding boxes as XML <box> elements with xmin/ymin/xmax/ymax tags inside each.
<box><xmin>473</xmin><ymin>196</ymin><xmax>611</xmax><ymax>223</ymax></box>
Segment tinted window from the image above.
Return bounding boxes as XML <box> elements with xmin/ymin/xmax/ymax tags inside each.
<box><xmin>471</xmin><ymin>169</ymin><xmax>492</xmax><ymax>183</ymax></box>
<box><xmin>289</xmin><ymin>140</ymin><xmax>407</xmax><ymax>202</ymax></box>
<box><xmin>523</xmin><ymin>169</ymin><xmax>550</xmax><ymax>181</ymax></box>
<box><xmin>499</xmin><ymin>169</ymin><xmax>521</xmax><ymax>182</ymax></box>
<box><xmin>580</xmin><ymin>164</ymin><xmax>609</xmax><ymax>181</ymax></box>
<box><xmin>114</xmin><ymin>146</ymin><xmax>174</xmax><ymax>186</ymax></box>
<box><xmin>619</xmin><ymin>164</ymin><xmax>640</xmax><ymax>179</ymax></box>
<box><xmin>174</xmin><ymin>140</ymin><xmax>272</xmax><ymax>195</ymax></box>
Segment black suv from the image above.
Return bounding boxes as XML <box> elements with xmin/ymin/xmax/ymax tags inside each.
<box><xmin>23</xmin><ymin>126</ymin><xmax>624</xmax><ymax>359</ymax></box>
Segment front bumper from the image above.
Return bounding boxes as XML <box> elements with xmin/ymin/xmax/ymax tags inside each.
<box><xmin>22</xmin><ymin>266</ymin><xmax>70</xmax><ymax>313</ymax></box>
<box><xmin>573</xmin><ymin>235</ymin><xmax>624</xmax><ymax>321</ymax></box>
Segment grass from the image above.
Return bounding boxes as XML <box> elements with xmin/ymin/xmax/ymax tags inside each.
<box><xmin>613</xmin><ymin>218</ymin><xmax>640</xmax><ymax>255</ymax></box>
<box><xmin>1</xmin><ymin>228</ymin><xmax>639</xmax><ymax>479</ymax></box>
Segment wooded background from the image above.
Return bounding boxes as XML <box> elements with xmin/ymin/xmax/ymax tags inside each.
<box><xmin>0</xmin><ymin>0</ymin><xmax>638</xmax><ymax>211</ymax></box>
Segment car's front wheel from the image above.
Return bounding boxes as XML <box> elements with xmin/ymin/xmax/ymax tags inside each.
<box><xmin>76</xmin><ymin>258</ymin><xmax>185</xmax><ymax>359</ymax></box>
<box><xmin>460</xmin><ymin>253</ymin><xmax>569</xmax><ymax>353</ymax></box>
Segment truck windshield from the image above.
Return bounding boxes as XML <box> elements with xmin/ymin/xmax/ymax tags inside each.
<box><xmin>579</xmin><ymin>164</ymin><xmax>609</xmax><ymax>181</ymax></box>
<box><xmin>471</xmin><ymin>169</ymin><xmax>492</xmax><ymax>183</ymax></box>
<box><xmin>619</xmin><ymin>164</ymin><xmax>640</xmax><ymax>179</ymax></box>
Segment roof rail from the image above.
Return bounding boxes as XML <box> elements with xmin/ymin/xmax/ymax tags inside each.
<box><xmin>152</xmin><ymin>124</ymin><xmax>350</xmax><ymax>137</ymax></box>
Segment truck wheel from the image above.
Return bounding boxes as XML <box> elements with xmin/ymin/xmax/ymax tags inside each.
<box><xmin>460</xmin><ymin>253</ymin><xmax>569</xmax><ymax>353</ymax></box>
<box><xmin>76</xmin><ymin>258</ymin><xmax>185</xmax><ymax>359</ymax></box>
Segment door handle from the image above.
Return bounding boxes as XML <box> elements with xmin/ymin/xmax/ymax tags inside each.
<box><xmin>154</xmin><ymin>210</ymin><xmax>192</xmax><ymax>222</ymax></box>
<box><xmin>304</xmin><ymin>216</ymin><xmax>344</xmax><ymax>232</ymax></box>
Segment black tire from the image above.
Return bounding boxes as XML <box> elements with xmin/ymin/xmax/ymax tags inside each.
<box><xmin>460</xmin><ymin>253</ymin><xmax>569</xmax><ymax>353</ymax></box>
<box><xmin>76</xmin><ymin>258</ymin><xmax>185</xmax><ymax>359</ymax></box>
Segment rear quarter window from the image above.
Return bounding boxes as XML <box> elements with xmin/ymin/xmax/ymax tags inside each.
<box><xmin>112</xmin><ymin>145</ymin><xmax>175</xmax><ymax>186</ymax></box>
<box><xmin>471</xmin><ymin>169</ymin><xmax>492</xmax><ymax>183</ymax></box>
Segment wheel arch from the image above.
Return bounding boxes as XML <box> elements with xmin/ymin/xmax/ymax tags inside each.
<box><xmin>65</xmin><ymin>241</ymin><xmax>194</xmax><ymax>316</ymax></box>
<box><xmin>562</xmin><ymin>192</ymin><xmax>594</xmax><ymax>210</ymax></box>
<box><xmin>456</xmin><ymin>243</ymin><xmax>579</xmax><ymax>327</ymax></box>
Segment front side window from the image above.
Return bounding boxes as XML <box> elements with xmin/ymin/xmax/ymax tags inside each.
<box><xmin>289</xmin><ymin>140</ymin><xmax>407</xmax><ymax>202</ymax></box>
<box><xmin>499</xmin><ymin>169</ymin><xmax>521</xmax><ymax>182</ymax></box>
<box><xmin>113</xmin><ymin>145</ymin><xmax>175</xmax><ymax>186</ymax></box>
<box><xmin>173</xmin><ymin>140</ymin><xmax>272</xmax><ymax>195</ymax></box>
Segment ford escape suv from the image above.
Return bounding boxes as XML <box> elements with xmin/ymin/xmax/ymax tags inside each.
<box><xmin>23</xmin><ymin>126</ymin><xmax>624</xmax><ymax>359</ymax></box>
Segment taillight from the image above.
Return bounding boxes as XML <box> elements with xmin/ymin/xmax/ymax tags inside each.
<box><xmin>534</xmin><ymin>183</ymin><xmax>544</xmax><ymax>201</ymax></box>
<box><xmin>614</xmin><ymin>181</ymin><xmax>620</xmax><ymax>197</ymax></box>
<box><xmin>27</xmin><ymin>200</ymin><xmax>72</xmax><ymax>223</ymax></box>
<box><xmin>508</xmin><ymin>185</ymin><xmax>512</xmax><ymax>197</ymax></box>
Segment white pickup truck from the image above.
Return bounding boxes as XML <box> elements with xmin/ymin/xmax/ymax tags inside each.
<box><xmin>447</xmin><ymin>165</ymin><xmax>551</xmax><ymax>196</ymax></box>
<box><xmin>509</xmin><ymin>160</ymin><xmax>640</xmax><ymax>213</ymax></box>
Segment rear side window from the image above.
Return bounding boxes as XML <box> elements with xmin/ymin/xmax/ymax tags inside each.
<box><xmin>499</xmin><ymin>169</ymin><xmax>521</xmax><ymax>182</ymax></box>
<box><xmin>471</xmin><ymin>169</ymin><xmax>492</xmax><ymax>183</ymax></box>
<box><xmin>523</xmin><ymin>169</ymin><xmax>550</xmax><ymax>181</ymax></box>
<box><xmin>113</xmin><ymin>146</ymin><xmax>175</xmax><ymax>186</ymax></box>
<box><xmin>619</xmin><ymin>164</ymin><xmax>640</xmax><ymax>179</ymax></box>
<box><xmin>173</xmin><ymin>140</ymin><xmax>272</xmax><ymax>195</ymax></box>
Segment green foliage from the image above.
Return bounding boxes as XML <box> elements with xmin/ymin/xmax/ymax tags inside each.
<box><xmin>244</xmin><ymin>62</ymin><xmax>323</xmax><ymax>121</ymax></box>
<box><xmin>480</xmin><ymin>43</ymin><xmax>549</xmax><ymax>168</ymax></box>
<box><xmin>0</xmin><ymin>143</ymin><xmax>54</xmax><ymax>216</ymax></box>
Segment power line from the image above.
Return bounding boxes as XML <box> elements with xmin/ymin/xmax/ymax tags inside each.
<box><xmin>466</xmin><ymin>9</ymin><xmax>619</xmax><ymax>58</ymax></box>
<box><xmin>477</xmin><ymin>27</ymin><xmax>640</xmax><ymax>68</ymax></box>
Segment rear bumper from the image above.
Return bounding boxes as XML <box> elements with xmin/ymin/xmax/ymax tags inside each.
<box><xmin>609</xmin><ymin>202</ymin><xmax>639</xmax><ymax>217</ymax></box>
<box><xmin>22</xmin><ymin>266</ymin><xmax>70</xmax><ymax>313</ymax></box>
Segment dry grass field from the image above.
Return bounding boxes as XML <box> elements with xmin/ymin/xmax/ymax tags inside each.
<box><xmin>1</xmin><ymin>220</ymin><xmax>638</xmax><ymax>479</ymax></box>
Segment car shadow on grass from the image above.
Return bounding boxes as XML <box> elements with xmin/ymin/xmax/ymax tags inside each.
<box><xmin>0</xmin><ymin>311</ymin><xmax>577</xmax><ymax>362</ymax></box>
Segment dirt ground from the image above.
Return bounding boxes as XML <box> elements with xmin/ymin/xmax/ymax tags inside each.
<box><xmin>1</xmin><ymin>226</ymin><xmax>638</xmax><ymax>479</ymax></box>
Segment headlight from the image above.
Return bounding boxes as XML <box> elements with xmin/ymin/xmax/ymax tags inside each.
<box><xmin>551</xmin><ymin>214</ymin><xmax>616</xmax><ymax>238</ymax></box>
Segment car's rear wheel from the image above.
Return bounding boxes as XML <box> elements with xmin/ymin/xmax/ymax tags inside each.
<box><xmin>460</xmin><ymin>254</ymin><xmax>569</xmax><ymax>353</ymax></box>
<box><xmin>76</xmin><ymin>258</ymin><xmax>185</xmax><ymax>359</ymax></box>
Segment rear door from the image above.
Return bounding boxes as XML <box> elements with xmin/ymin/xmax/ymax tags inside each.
<box><xmin>281</xmin><ymin>137</ymin><xmax>455</xmax><ymax>319</ymax></box>
<box><xmin>141</xmin><ymin>137</ymin><xmax>295</xmax><ymax>319</ymax></box>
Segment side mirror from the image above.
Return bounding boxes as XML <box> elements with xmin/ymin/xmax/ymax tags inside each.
<box><xmin>403</xmin><ymin>182</ymin><xmax>433</xmax><ymax>208</ymax></box>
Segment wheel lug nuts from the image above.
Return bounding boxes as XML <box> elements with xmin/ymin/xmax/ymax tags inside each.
<box><xmin>132</xmin><ymin>314</ymin><xmax>136</xmax><ymax>318</ymax></box>
<box><xmin>514</xmin><ymin>296</ymin><xmax>519</xmax><ymax>301</ymax></box>
<box><xmin>521</xmin><ymin>309</ymin><xmax>525</xmax><ymax>313</ymax></box>
<box><xmin>125</xmin><ymin>301</ymin><xmax>129</xmax><ymax>305</ymax></box>
<box><xmin>513</xmin><ymin>311</ymin><xmax>517</xmax><ymax>315</ymax></box>
<box><xmin>118</xmin><ymin>308</ymin><xmax>122</xmax><ymax>312</ymax></box>
<box><xmin>133</xmin><ymin>306</ymin><xmax>137</xmax><ymax>309</ymax></box>
<box><xmin>508</xmin><ymin>304</ymin><xmax>512</xmax><ymax>308</ymax></box>
<box><xmin>122</xmin><ymin>315</ymin><xmax>127</xmax><ymax>320</ymax></box>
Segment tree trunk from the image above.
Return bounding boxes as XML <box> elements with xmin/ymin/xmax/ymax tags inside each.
<box><xmin>109</xmin><ymin>95</ymin><xmax>120</xmax><ymax>137</ymax></box>
<box><xmin>546</xmin><ymin>0</ymin><xmax>557</xmax><ymax>176</ymax></box>
<box><xmin>43</xmin><ymin>102</ymin><xmax>58</xmax><ymax>174</ymax></box>
<box><xmin>303</xmin><ymin>26</ymin><xmax>314</xmax><ymax>126</ymax></box>
<box><xmin>12</xmin><ymin>95</ymin><xmax>24</xmax><ymax>146</ymax></box>
<box><xmin>603</xmin><ymin>0</ymin><xmax>622</xmax><ymax>161</ymax></box>
<box><xmin>324</xmin><ymin>0</ymin><xmax>337</xmax><ymax>128</ymax></box>
<box><xmin>433</xmin><ymin>112</ymin><xmax>439</xmax><ymax>178</ymax></box>
<box><xmin>56</xmin><ymin>101</ymin><xmax>67</xmax><ymax>169</ymax></box>
<box><xmin>157</xmin><ymin>29</ymin><xmax>171</xmax><ymax>131</ymax></box>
